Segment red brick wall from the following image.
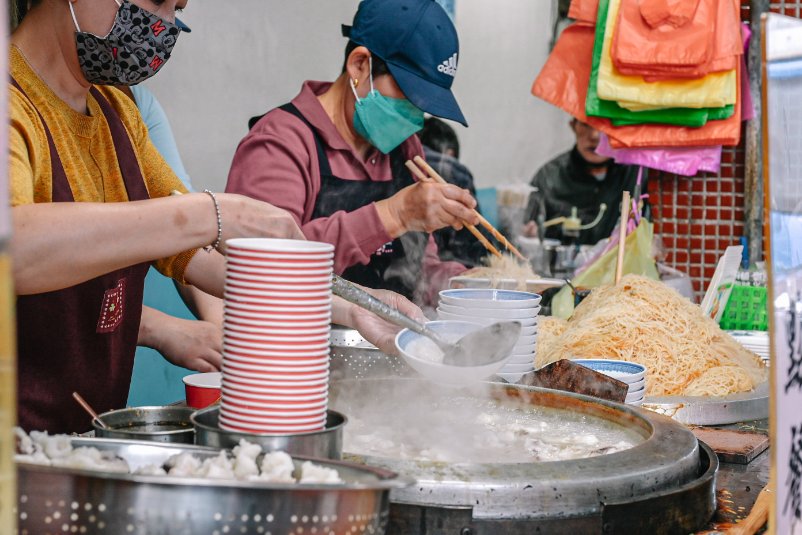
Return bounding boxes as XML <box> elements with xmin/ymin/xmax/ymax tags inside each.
<box><xmin>647</xmin><ymin>1</ymin><xmax>800</xmax><ymax>300</ymax></box>
<box><xmin>647</xmin><ymin>147</ymin><xmax>746</xmax><ymax>298</ymax></box>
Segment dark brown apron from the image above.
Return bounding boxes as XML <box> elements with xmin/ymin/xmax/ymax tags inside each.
<box><xmin>13</xmin><ymin>80</ymin><xmax>151</xmax><ymax>433</ymax></box>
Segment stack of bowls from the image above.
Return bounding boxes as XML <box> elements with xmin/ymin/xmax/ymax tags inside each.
<box><xmin>436</xmin><ymin>289</ymin><xmax>541</xmax><ymax>382</ymax></box>
<box><xmin>573</xmin><ymin>359</ymin><xmax>647</xmax><ymax>406</ymax></box>
<box><xmin>221</xmin><ymin>238</ymin><xmax>334</xmax><ymax>434</ymax></box>
<box><xmin>728</xmin><ymin>330</ymin><xmax>770</xmax><ymax>363</ymax></box>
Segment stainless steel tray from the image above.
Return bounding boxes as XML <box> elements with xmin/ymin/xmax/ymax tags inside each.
<box><xmin>330</xmin><ymin>326</ymin><xmax>415</xmax><ymax>381</ymax></box>
<box><xmin>643</xmin><ymin>380</ymin><xmax>769</xmax><ymax>425</ymax></box>
<box><xmin>16</xmin><ymin>437</ymin><xmax>412</xmax><ymax>534</ymax></box>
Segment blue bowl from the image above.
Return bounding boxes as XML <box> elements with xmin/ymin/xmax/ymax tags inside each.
<box><xmin>572</xmin><ymin>359</ymin><xmax>646</xmax><ymax>384</ymax></box>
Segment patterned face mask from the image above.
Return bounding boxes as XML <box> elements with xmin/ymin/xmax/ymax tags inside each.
<box><xmin>70</xmin><ymin>0</ymin><xmax>182</xmax><ymax>86</ymax></box>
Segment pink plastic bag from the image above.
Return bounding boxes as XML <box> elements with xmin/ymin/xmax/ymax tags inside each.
<box><xmin>740</xmin><ymin>23</ymin><xmax>756</xmax><ymax>121</ymax></box>
<box><xmin>595</xmin><ymin>133</ymin><xmax>722</xmax><ymax>176</ymax></box>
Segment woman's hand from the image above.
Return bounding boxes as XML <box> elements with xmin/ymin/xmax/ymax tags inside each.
<box><xmin>215</xmin><ymin>193</ymin><xmax>305</xmax><ymax>253</ymax></box>
<box><xmin>375</xmin><ymin>182</ymin><xmax>479</xmax><ymax>238</ymax></box>
<box><xmin>335</xmin><ymin>289</ymin><xmax>428</xmax><ymax>355</ymax></box>
<box><xmin>138</xmin><ymin>307</ymin><xmax>223</xmax><ymax>372</ymax></box>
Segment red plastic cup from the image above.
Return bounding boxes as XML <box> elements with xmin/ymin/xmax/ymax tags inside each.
<box><xmin>183</xmin><ymin>372</ymin><xmax>222</xmax><ymax>409</ymax></box>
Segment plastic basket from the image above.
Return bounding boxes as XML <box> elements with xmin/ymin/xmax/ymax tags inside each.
<box><xmin>719</xmin><ymin>285</ymin><xmax>768</xmax><ymax>331</ymax></box>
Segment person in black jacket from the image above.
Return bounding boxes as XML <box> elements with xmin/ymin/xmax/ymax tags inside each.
<box><xmin>524</xmin><ymin>118</ymin><xmax>640</xmax><ymax>245</ymax></box>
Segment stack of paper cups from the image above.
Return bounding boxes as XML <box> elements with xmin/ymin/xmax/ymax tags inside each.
<box><xmin>220</xmin><ymin>238</ymin><xmax>333</xmax><ymax>434</ymax></box>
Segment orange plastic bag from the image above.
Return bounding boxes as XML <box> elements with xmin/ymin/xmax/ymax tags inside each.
<box><xmin>607</xmin><ymin>60</ymin><xmax>741</xmax><ymax>148</ymax></box>
<box><xmin>612</xmin><ymin>0</ymin><xmax>714</xmax><ymax>68</ymax></box>
<box><xmin>597</xmin><ymin>0</ymin><xmax>736</xmax><ymax>110</ymax></box>
<box><xmin>614</xmin><ymin>0</ymin><xmax>742</xmax><ymax>79</ymax></box>
<box><xmin>638</xmin><ymin>0</ymin><xmax>700</xmax><ymax>28</ymax></box>
<box><xmin>531</xmin><ymin>22</ymin><xmax>742</xmax><ymax>148</ymax></box>
<box><xmin>568</xmin><ymin>0</ymin><xmax>599</xmax><ymax>24</ymax></box>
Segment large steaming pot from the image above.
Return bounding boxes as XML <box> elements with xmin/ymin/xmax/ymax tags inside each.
<box><xmin>330</xmin><ymin>378</ymin><xmax>714</xmax><ymax>534</ymax></box>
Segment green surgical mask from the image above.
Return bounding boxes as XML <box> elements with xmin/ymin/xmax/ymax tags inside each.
<box><xmin>350</xmin><ymin>59</ymin><xmax>424</xmax><ymax>154</ymax></box>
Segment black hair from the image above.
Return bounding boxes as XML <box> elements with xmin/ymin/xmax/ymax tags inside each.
<box><xmin>419</xmin><ymin>117</ymin><xmax>460</xmax><ymax>159</ymax></box>
<box><xmin>341</xmin><ymin>40</ymin><xmax>390</xmax><ymax>77</ymax></box>
<box><xmin>12</xmin><ymin>0</ymin><xmax>40</xmax><ymax>30</ymax></box>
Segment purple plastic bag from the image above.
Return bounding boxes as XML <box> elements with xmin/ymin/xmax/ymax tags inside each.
<box><xmin>596</xmin><ymin>133</ymin><xmax>722</xmax><ymax>176</ymax></box>
<box><xmin>741</xmin><ymin>23</ymin><xmax>756</xmax><ymax>121</ymax></box>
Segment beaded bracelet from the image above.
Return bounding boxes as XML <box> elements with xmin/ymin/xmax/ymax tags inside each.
<box><xmin>203</xmin><ymin>189</ymin><xmax>222</xmax><ymax>253</ymax></box>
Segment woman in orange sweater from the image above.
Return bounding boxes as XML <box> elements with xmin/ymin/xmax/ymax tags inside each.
<box><xmin>10</xmin><ymin>0</ymin><xmax>422</xmax><ymax>433</ymax></box>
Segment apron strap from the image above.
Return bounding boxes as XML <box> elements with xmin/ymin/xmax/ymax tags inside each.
<box><xmin>10</xmin><ymin>77</ymin><xmax>74</xmax><ymax>202</ymax></box>
<box><xmin>89</xmin><ymin>87</ymin><xmax>150</xmax><ymax>202</ymax></box>
<box><xmin>276</xmin><ymin>103</ymin><xmax>333</xmax><ymax>177</ymax></box>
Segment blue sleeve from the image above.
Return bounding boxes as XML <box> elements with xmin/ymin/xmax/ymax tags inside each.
<box><xmin>130</xmin><ymin>85</ymin><xmax>194</xmax><ymax>192</ymax></box>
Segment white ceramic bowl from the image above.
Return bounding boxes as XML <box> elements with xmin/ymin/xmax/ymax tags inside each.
<box><xmin>437</xmin><ymin>310</ymin><xmax>539</xmax><ymax>328</ymax></box>
<box><xmin>439</xmin><ymin>289</ymin><xmax>543</xmax><ymax>309</ymax></box>
<box><xmin>395</xmin><ymin>321</ymin><xmax>515</xmax><ymax>386</ymax></box>
<box><xmin>627</xmin><ymin>378</ymin><xmax>646</xmax><ymax>394</ymax></box>
<box><xmin>625</xmin><ymin>387</ymin><xmax>645</xmax><ymax>403</ymax></box>
<box><xmin>495</xmin><ymin>372</ymin><xmax>527</xmax><ymax>383</ymax></box>
<box><xmin>437</xmin><ymin>302</ymin><xmax>541</xmax><ymax>320</ymax></box>
<box><xmin>499</xmin><ymin>362</ymin><xmax>535</xmax><ymax>373</ymax></box>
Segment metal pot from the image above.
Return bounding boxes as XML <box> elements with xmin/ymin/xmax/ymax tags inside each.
<box><xmin>331</xmin><ymin>378</ymin><xmax>706</xmax><ymax>528</ymax></box>
<box><xmin>192</xmin><ymin>405</ymin><xmax>346</xmax><ymax>459</ymax></box>
<box><xmin>16</xmin><ymin>437</ymin><xmax>412</xmax><ymax>534</ymax></box>
<box><xmin>93</xmin><ymin>405</ymin><xmax>195</xmax><ymax>444</ymax></box>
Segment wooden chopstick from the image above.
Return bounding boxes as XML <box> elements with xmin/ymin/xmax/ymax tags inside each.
<box><xmin>404</xmin><ymin>160</ymin><xmax>502</xmax><ymax>258</ymax></box>
<box><xmin>411</xmin><ymin>156</ymin><xmax>527</xmax><ymax>261</ymax></box>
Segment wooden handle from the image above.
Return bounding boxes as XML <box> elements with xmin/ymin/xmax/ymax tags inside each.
<box><xmin>726</xmin><ymin>483</ymin><xmax>772</xmax><ymax>535</ymax></box>
<box><xmin>72</xmin><ymin>391</ymin><xmax>109</xmax><ymax>429</ymax></box>
<box><xmin>614</xmin><ymin>191</ymin><xmax>630</xmax><ymax>285</ymax></box>
<box><xmin>405</xmin><ymin>160</ymin><xmax>502</xmax><ymax>258</ymax></box>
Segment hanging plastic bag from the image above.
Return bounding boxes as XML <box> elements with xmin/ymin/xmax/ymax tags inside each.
<box><xmin>585</xmin><ymin>0</ymin><xmax>727</xmax><ymax>127</ymax></box>
<box><xmin>596</xmin><ymin>0</ymin><xmax>737</xmax><ymax>110</ymax></box>
<box><xmin>613</xmin><ymin>0</ymin><xmax>713</xmax><ymax>69</ymax></box>
<box><xmin>551</xmin><ymin>220</ymin><xmax>660</xmax><ymax>318</ymax></box>
<box><xmin>531</xmin><ymin>21</ymin><xmax>741</xmax><ymax>149</ymax></box>
<box><xmin>595</xmin><ymin>133</ymin><xmax>722</xmax><ymax>176</ymax></box>
<box><xmin>568</xmin><ymin>0</ymin><xmax>599</xmax><ymax>24</ymax></box>
<box><xmin>617</xmin><ymin>0</ymin><xmax>742</xmax><ymax>80</ymax></box>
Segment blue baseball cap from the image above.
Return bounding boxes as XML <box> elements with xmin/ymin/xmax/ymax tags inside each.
<box><xmin>175</xmin><ymin>18</ymin><xmax>191</xmax><ymax>33</ymax></box>
<box><xmin>342</xmin><ymin>0</ymin><xmax>467</xmax><ymax>126</ymax></box>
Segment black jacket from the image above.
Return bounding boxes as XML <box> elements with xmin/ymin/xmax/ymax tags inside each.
<box><xmin>527</xmin><ymin>147</ymin><xmax>640</xmax><ymax>245</ymax></box>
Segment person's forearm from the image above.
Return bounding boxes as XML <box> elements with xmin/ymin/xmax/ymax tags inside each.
<box><xmin>12</xmin><ymin>195</ymin><xmax>217</xmax><ymax>294</ymax></box>
<box><xmin>332</xmin><ymin>296</ymin><xmax>355</xmax><ymax>328</ymax></box>
<box><xmin>138</xmin><ymin>305</ymin><xmax>171</xmax><ymax>350</ymax></box>
<box><xmin>175</xmin><ymin>282</ymin><xmax>224</xmax><ymax>327</ymax></box>
<box><xmin>183</xmin><ymin>250</ymin><xmax>226</xmax><ymax>300</ymax></box>
<box><xmin>300</xmin><ymin>205</ymin><xmax>392</xmax><ymax>274</ymax></box>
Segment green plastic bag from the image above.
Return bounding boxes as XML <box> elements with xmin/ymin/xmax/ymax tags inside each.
<box><xmin>552</xmin><ymin>220</ymin><xmax>660</xmax><ymax>319</ymax></box>
<box><xmin>585</xmin><ymin>0</ymin><xmax>732</xmax><ymax>127</ymax></box>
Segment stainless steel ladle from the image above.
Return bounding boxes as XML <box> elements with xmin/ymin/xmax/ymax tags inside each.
<box><xmin>332</xmin><ymin>276</ymin><xmax>521</xmax><ymax>366</ymax></box>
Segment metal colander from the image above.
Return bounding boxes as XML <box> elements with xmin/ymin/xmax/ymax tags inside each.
<box><xmin>329</xmin><ymin>327</ymin><xmax>414</xmax><ymax>381</ymax></box>
<box><xmin>15</xmin><ymin>438</ymin><xmax>411</xmax><ymax>535</ymax></box>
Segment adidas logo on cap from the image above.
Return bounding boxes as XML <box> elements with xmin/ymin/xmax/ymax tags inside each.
<box><xmin>437</xmin><ymin>53</ymin><xmax>458</xmax><ymax>77</ymax></box>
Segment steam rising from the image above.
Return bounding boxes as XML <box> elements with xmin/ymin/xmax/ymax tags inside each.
<box><xmin>330</xmin><ymin>379</ymin><xmax>641</xmax><ymax>463</ymax></box>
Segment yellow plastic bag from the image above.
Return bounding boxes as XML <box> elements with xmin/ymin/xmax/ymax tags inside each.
<box><xmin>596</xmin><ymin>0</ymin><xmax>737</xmax><ymax>109</ymax></box>
<box><xmin>552</xmin><ymin>221</ymin><xmax>660</xmax><ymax>319</ymax></box>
